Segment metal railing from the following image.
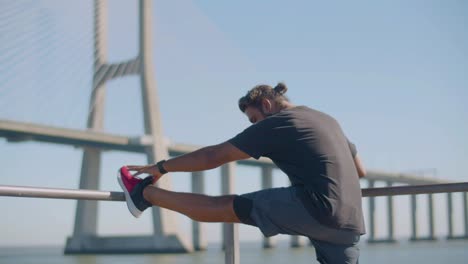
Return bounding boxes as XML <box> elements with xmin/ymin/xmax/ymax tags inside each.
<box><xmin>2</xmin><ymin>182</ymin><xmax>467</xmax><ymax>201</ymax></box>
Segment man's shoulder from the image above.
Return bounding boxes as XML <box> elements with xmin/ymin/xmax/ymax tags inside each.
<box><xmin>284</xmin><ymin>106</ymin><xmax>337</xmax><ymax>122</ymax></box>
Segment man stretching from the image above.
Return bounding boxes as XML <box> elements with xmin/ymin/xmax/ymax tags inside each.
<box><xmin>118</xmin><ymin>83</ymin><xmax>366</xmax><ymax>263</ymax></box>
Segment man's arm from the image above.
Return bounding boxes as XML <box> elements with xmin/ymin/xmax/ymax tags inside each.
<box><xmin>128</xmin><ymin>142</ymin><xmax>250</xmax><ymax>180</ymax></box>
<box><xmin>346</xmin><ymin>138</ymin><xmax>366</xmax><ymax>178</ymax></box>
<box><xmin>354</xmin><ymin>154</ymin><xmax>366</xmax><ymax>178</ymax></box>
<box><xmin>164</xmin><ymin>142</ymin><xmax>250</xmax><ymax>172</ymax></box>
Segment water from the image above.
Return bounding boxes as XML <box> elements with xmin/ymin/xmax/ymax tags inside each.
<box><xmin>1</xmin><ymin>240</ymin><xmax>467</xmax><ymax>264</ymax></box>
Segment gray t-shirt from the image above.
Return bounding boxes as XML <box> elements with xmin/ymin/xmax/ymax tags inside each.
<box><xmin>229</xmin><ymin>106</ymin><xmax>365</xmax><ymax>234</ymax></box>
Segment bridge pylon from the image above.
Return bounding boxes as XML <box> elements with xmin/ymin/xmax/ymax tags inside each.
<box><xmin>65</xmin><ymin>0</ymin><xmax>192</xmax><ymax>254</ymax></box>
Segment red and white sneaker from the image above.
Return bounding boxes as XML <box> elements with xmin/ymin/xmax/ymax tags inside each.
<box><xmin>117</xmin><ymin>166</ymin><xmax>153</xmax><ymax>218</ymax></box>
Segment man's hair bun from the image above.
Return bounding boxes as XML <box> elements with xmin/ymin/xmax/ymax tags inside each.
<box><xmin>274</xmin><ymin>82</ymin><xmax>288</xmax><ymax>95</ymax></box>
<box><xmin>238</xmin><ymin>82</ymin><xmax>290</xmax><ymax>112</ymax></box>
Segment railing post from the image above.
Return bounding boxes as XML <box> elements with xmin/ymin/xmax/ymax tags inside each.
<box><xmin>191</xmin><ymin>171</ymin><xmax>206</xmax><ymax>251</ymax></box>
<box><xmin>447</xmin><ymin>192</ymin><xmax>454</xmax><ymax>239</ymax></box>
<box><xmin>221</xmin><ymin>163</ymin><xmax>240</xmax><ymax>264</ymax></box>
<box><xmin>410</xmin><ymin>194</ymin><xmax>418</xmax><ymax>240</ymax></box>
<box><xmin>261</xmin><ymin>166</ymin><xmax>274</xmax><ymax>248</ymax></box>
<box><xmin>368</xmin><ymin>180</ymin><xmax>376</xmax><ymax>242</ymax></box>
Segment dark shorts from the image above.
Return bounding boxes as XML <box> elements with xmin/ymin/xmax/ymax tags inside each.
<box><xmin>233</xmin><ymin>186</ymin><xmax>361</xmax><ymax>264</ymax></box>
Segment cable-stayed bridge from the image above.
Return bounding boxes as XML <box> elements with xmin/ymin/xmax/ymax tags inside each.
<box><xmin>1</xmin><ymin>0</ymin><xmax>467</xmax><ymax>256</ymax></box>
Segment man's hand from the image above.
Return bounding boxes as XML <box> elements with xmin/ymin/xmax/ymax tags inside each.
<box><xmin>127</xmin><ymin>164</ymin><xmax>164</xmax><ymax>183</ymax></box>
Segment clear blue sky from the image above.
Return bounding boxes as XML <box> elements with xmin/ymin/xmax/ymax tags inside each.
<box><xmin>0</xmin><ymin>0</ymin><xmax>467</xmax><ymax>246</ymax></box>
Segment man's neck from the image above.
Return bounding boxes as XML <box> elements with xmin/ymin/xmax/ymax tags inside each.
<box><xmin>281</xmin><ymin>102</ymin><xmax>295</xmax><ymax>111</ymax></box>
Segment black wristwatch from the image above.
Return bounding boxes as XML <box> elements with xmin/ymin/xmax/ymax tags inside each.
<box><xmin>155</xmin><ymin>160</ymin><xmax>168</xmax><ymax>174</ymax></box>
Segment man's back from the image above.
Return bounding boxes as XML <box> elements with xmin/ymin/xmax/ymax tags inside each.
<box><xmin>230</xmin><ymin>106</ymin><xmax>365</xmax><ymax>234</ymax></box>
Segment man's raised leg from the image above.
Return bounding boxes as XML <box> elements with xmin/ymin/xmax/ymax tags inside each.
<box><xmin>118</xmin><ymin>166</ymin><xmax>242</xmax><ymax>222</ymax></box>
<box><xmin>143</xmin><ymin>186</ymin><xmax>241</xmax><ymax>223</ymax></box>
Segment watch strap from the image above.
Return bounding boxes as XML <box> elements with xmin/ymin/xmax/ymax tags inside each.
<box><xmin>156</xmin><ymin>160</ymin><xmax>168</xmax><ymax>174</ymax></box>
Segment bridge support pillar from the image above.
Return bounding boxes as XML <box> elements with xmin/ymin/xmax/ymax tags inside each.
<box><xmin>464</xmin><ymin>192</ymin><xmax>468</xmax><ymax>238</ymax></box>
<box><xmin>447</xmin><ymin>192</ymin><xmax>454</xmax><ymax>239</ymax></box>
<box><xmin>386</xmin><ymin>181</ymin><xmax>396</xmax><ymax>243</ymax></box>
<box><xmin>409</xmin><ymin>194</ymin><xmax>419</xmax><ymax>241</ymax></box>
<box><xmin>427</xmin><ymin>194</ymin><xmax>436</xmax><ymax>240</ymax></box>
<box><xmin>367</xmin><ymin>180</ymin><xmax>377</xmax><ymax>242</ymax></box>
<box><xmin>66</xmin><ymin>0</ymin><xmax>192</xmax><ymax>253</ymax></box>
<box><xmin>447</xmin><ymin>192</ymin><xmax>468</xmax><ymax>240</ymax></box>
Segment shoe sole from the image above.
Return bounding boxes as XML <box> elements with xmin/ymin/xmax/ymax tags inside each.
<box><xmin>117</xmin><ymin>171</ymin><xmax>142</xmax><ymax>218</ymax></box>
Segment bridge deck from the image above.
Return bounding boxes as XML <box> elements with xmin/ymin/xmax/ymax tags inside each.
<box><xmin>0</xmin><ymin>119</ymin><xmax>448</xmax><ymax>185</ymax></box>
